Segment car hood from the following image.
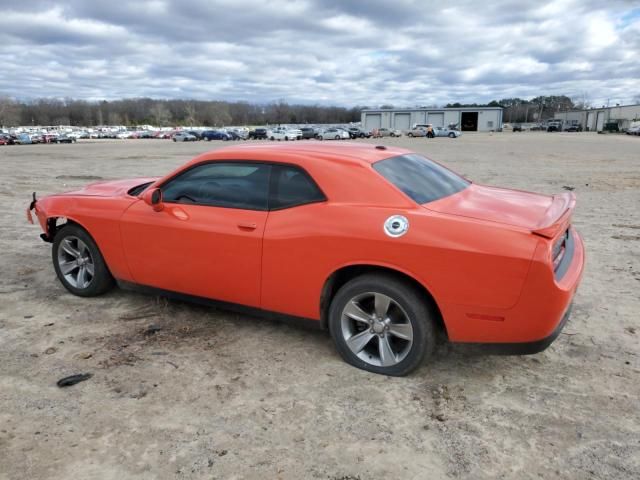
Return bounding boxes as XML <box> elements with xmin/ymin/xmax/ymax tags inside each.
<box><xmin>425</xmin><ymin>183</ymin><xmax>565</xmax><ymax>230</ymax></box>
<box><xmin>58</xmin><ymin>177</ymin><xmax>159</xmax><ymax>197</ymax></box>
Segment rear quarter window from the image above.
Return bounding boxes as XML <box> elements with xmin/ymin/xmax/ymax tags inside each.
<box><xmin>373</xmin><ymin>154</ymin><xmax>469</xmax><ymax>204</ymax></box>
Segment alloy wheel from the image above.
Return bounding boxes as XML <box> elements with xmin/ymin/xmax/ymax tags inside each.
<box><xmin>340</xmin><ymin>292</ymin><xmax>414</xmax><ymax>367</ymax></box>
<box><xmin>56</xmin><ymin>236</ymin><xmax>95</xmax><ymax>289</ymax></box>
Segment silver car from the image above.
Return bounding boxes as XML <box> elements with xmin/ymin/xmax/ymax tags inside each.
<box><xmin>406</xmin><ymin>127</ymin><xmax>427</xmax><ymax>137</ymax></box>
<box><xmin>173</xmin><ymin>132</ymin><xmax>197</xmax><ymax>142</ymax></box>
<box><xmin>318</xmin><ymin>128</ymin><xmax>347</xmax><ymax>140</ymax></box>
<box><xmin>374</xmin><ymin>128</ymin><xmax>402</xmax><ymax>138</ymax></box>
<box><xmin>432</xmin><ymin>127</ymin><xmax>461</xmax><ymax>138</ymax></box>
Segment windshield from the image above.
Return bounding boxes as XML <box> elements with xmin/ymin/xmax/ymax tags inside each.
<box><xmin>373</xmin><ymin>154</ymin><xmax>469</xmax><ymax>204</ymax></box>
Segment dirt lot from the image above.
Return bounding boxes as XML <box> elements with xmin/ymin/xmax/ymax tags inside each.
<box><xmin>1</xmin><ymin>133</ymin><xmax>639</xmax><ymax>479</ymax></box>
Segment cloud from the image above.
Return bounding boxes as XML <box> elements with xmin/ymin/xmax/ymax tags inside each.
<box><xmin>0</xmin><ymin>0</ymin><xmax>638</xmax><ymax>106</ymax></box>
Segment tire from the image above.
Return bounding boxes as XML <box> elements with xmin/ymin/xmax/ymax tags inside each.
<box><xmin>408</xmin><ymin>133</ymin><xmax>413</xmax><ymax>137</ymax></box>
<box><xmin>52</xmin><ymin>224</ymin><xmax>114</xmax><ymax>297</ymax></box>
<box><xmin>449</xmin><ymin>133</ymin><xmax>455</xmax><ymax>138</ymax></box>
<box><xmin>328</xmin><ymin>273</ymin><xmax>436</xmax><ymax>376</ymax></box>
<box><xmin>335</xmin><ymin>135</ymin><xmax>340</xmax><ymax>140</ymax></box>
<box><xmin>270</xmin><ymin>136</ymin><xmax>275</xmax><ymax>141</ymax></box>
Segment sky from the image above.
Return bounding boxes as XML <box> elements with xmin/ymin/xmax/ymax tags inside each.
<box><xmin>0</xmin><ymin>0</ymin><xmax>638</xmax><ymax>107</ymax></box>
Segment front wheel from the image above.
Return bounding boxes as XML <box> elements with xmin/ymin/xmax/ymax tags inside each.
<box><xmin>52</xmin><ymin>224</ymin><xmax>114</xmax><ymax>297</ymax></box>
<box><xmin>329</xmin><ymin>274</ymin><xmax>436</xmax><ymax>376</ymax></box>
<box><xmin>449</xmin><ymin>132</ymin><xmax>455</xmax><ymax>138</ymax></box>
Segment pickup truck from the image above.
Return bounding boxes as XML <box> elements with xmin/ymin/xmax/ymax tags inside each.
<box><xmin>248</xmin><ymin>127</ymin><xmax>268</xmax><ymax>140</ymax></box>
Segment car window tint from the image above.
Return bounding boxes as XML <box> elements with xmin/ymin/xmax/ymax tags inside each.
<box><xmin>162</xmin><ymin>162</ymin><xmax>270</xmax><ymax>210</ymax></box>
<box><xmin>270</xmin><ymin>165</ymin><xmax>325</xmax><ymax>210</ymax></box>
<box><xmin>373</xmin><ymin>154</ymin><xmax>469</xmax><ymax>204</ymax></box>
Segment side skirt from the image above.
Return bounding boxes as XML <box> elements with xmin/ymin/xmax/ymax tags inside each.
<box><xmin>116</xmin><ymin>280</ymin><xmax>324</xmax><ymax>331</ymax></box>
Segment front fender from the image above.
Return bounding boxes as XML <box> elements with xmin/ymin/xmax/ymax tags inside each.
<box><xmin>30</xmin><ymin>194</ymin><xmax>138</xmax><ymax>282</ymax></box>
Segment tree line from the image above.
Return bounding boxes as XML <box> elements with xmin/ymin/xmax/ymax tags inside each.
<box><xmin>0</xmin><ymin>97</ymin><xmax>364</xmax><ymax>128</ymax></box>
<box><xmin>0</xmin><ymin>94</ymin><xmax>607</xmax><ymax>128</ymax></box>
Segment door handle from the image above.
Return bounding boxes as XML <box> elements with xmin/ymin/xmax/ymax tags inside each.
<box><xmin>238</xmin><ymin>222</ymin><xmax>257</xmax><ymax>231</ymax></box>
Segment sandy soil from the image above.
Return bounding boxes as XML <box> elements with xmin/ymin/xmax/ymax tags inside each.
<box><xmin>0</xmin><ymin>133</ymin><xmax>638</xmax><ymax>479</ymax></box>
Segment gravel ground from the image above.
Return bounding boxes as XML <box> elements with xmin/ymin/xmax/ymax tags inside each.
<box><xmin>0</xmin><ymin>133</ymin><xmax>638</xmax><ymax>479</ymax></box>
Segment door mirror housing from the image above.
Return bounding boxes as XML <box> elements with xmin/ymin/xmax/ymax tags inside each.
<box><xmin>142</xmin><ymin>187</ymin><xmax>164</xmax><ymax>211</ymax></box>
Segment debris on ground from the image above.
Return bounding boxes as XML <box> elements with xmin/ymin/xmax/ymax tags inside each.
<box><xmin>562</xmin><ymin>185</ymin><xmax>575</xmax><ymax>191</ymax></box>
<box><xmin>144</xmin><ymin>324</ymin><xmax>162</xmax><ymax>335</ymax></box>
<box><xmin>57</xmin><ymin>373</ymin><xmax>92</xmax><ymax>388</ymax></box>
<box><xmin>44</xmin><ymin>347</ymin><xmax>57</xmax><ymax>355</ymax></box>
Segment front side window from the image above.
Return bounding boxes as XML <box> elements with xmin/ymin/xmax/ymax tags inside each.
<box><xmin>373</xmin><ymin>154</ymin><xmax>469</xmax><ymax>204</ymax></box>
<box><xmin>269</xmin><ymin>165</ymin><xmax>325</xmax><ymax>210</ymax></box>
<box><xmin>162</xmin><ymin>162</ymin><xmax>270</xmax><ymax>210</ymax></box>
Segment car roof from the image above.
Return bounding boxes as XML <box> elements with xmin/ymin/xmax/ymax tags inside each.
<box><xmin>189</xmin><ymin>142</ymin><xmax>412</xmax><ymax>168</ymax></box>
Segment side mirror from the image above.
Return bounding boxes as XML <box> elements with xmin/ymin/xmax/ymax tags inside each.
<box><xmin>142</xmin><ymin>187</ymin><xmax>164</xmax><ymax>212</ymax></box>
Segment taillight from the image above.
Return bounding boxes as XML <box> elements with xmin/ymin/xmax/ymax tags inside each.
<box><xmin>552</xmin><ymin>228</ymin><xmax>570</xmax><ymax>270</ymax></box>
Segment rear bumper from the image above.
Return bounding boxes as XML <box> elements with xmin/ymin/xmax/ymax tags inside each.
<box><xmin>443</xmin><ymin>227</ymin><xmax>585</xmax><ymax>345</ymax></box>
<box><xmin>458</xmin><ymin>303</ymin><xmax>573</xmax><ymax>355</ymax></box>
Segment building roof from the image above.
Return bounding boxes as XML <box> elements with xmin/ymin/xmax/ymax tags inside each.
<box><xmin>362</xmin><ymin>106</ymin><xmax>503</xmax><ymax>113</ymax></box>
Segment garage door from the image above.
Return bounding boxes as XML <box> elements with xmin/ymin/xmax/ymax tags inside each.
<box><xmin>587</xmin><ymin>112</ymin><xmax>595</xmax><ymax>131</ymax></box>
<box><xmin>364</xmin><ymin>114</ymin><xmax>381</xmax><ymax>130</ymax></box>
<box><xmin>596</xmin><ymin>112</ymin><xmax>605</xmax><ymax>132</ymax></box>
<box><xmin>394</xmin><ymin>113</ymin><xmax>411</xmax><ymax>131</ymax></box>
<box><xmin>427</xmin><ymin>112</ymin><xmax>444</xmax><ymax>127</ymax></box>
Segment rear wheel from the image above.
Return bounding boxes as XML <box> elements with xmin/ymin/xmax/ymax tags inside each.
<box><xmin>52</xmin><ymin>224</ymin><xmax>114</xmax><ymax>297</ymax></box>
<box><xmin>449</xmin><ymin>132</ymin><xmax>455</xmax><ymax>138</ymax></box>
<box><xmin>329</xmin><ymin>274</ymin><xmax>436</xmax><ymax>376</ymax></box>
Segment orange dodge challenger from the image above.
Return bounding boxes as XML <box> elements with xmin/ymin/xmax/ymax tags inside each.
<box><xmin>28</xmin><ymin>143</ymin><xmax>584</xmax><ymax>376</ymax></box>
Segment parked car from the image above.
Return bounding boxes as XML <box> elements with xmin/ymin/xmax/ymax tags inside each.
<box><xmin>15</xmin><ymin>134</ymin><xmax>32</xmax><ymax>144</ymax></box>
<box><xmin>300</xmin><ymin>127</ymin><xmax>319</xmax><ymax>139</ymax></box>
<box><xmin>347</xmin><ymin>127</ymin><xmax>371</xmax><ymax>139</ymax></box>
<box><xmin>173</xmin><ymin>132</ymin><xmax>198</xmax><ymax>142</ymax></box>
<box><xmin>512</xmin><ymin>124</ymin><xmax>523</xmax><ymax>132</ymax></box>
<box><xmin>0</xmin><ymin>134</ymin><xmax>15</xmax><ymax>145</ymax></box>
<box><xmin>317</xmin><ymin>128</ymin><xmax>347</xmax><ymax>140</ymax></box>
<box><xmin>28</xmin><ymin>143</ymin><xmax>585</xmax><ymax>376</ymax></box>
<box><xmin>186</xmin><ymin>130</ymin><xmax>203</xmax><ymax>140</ymax></box>
<box><xmin>249</xmin><ymin>128</ymin><xmax>268</xmax><ymax>140</ymax></box>
<box><xmin>268</xmin><ymin>127</ymin><xmax>300</xmax><ymax>141</ymax></box>
<box><xmin>374</xmin><ymin>128</ymin><xmax>402</xmax><ymax>138</ymax></box>
<box><xmin>52</xmin><ymin>134</ymin><xmax>77</xmax><ymax>144</ymax></box>
<box><xmin>546</xmin><ymin>121</ymin><xmax>562</xmax><ymax>132</ymax></box>
<box><xmin>224</xmin><ymin>130</ymin><xmax>244</xmax><ymax>141</ymax></box>
<box><xmin>432</xmin><ymin>127</ymin><xmax>461</xmax><ymax>138</ymax></box>
<box><xmin>229</xmin><ymin>128</ymin><xmax>249</xmax><ymax>140</ymax></box>
<box><xmin>201</xmin><ymin>130</ymin><xmax>231</xmax><ymax>141</ymax></box>
<box><xmin>625</xmin><ymin>125</ymin><xmax>640</xmax><ymax>136</ymax></box>
<box><xmin>406</xmin><ymin>127</ymin><xmax>427</xmax><ymax>137</ymax></box>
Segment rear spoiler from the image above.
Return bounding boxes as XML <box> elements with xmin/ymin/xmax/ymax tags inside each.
<box><xmin>532</xmin><ymin>192</ymin><xmax>576</xmax><ymax>239</ymax></box>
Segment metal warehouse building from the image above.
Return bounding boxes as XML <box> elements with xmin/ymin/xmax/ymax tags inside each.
<box><xmin>554</xmin><ymin>103</ymin><xmax>640</xmax><ymax>132</ymax></box>
<box><xmin>361</xmin><ymin>107</ymin><xmax>503</xmax><ymax>132</ymax></box>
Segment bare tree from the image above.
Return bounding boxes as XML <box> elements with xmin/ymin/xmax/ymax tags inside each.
<box><xmin>0</xmin><ymin>96</ymin><xmax>20</xmax><ymax>126</ymax></box>
<box><xmin>150</xmin><ymin>102</ymin><xmax>172</xmax><ymax>126</ymax></box>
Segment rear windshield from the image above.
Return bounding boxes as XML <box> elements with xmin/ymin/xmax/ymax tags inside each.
<box><xmin>373</xmin><ymin>154</ymin><xmax>469</xmax><ymax>204</ymax></box>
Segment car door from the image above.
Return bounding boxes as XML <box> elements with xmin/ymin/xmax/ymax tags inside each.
<box><xmin>119</xmin><ymin>162</ymin><xmax>270</xmax><ymax>308</ymax></box>
<box><xmin>261</xmin><ymin>164</ymin><xmax>328</xmax><ymax>318</ymax></box>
